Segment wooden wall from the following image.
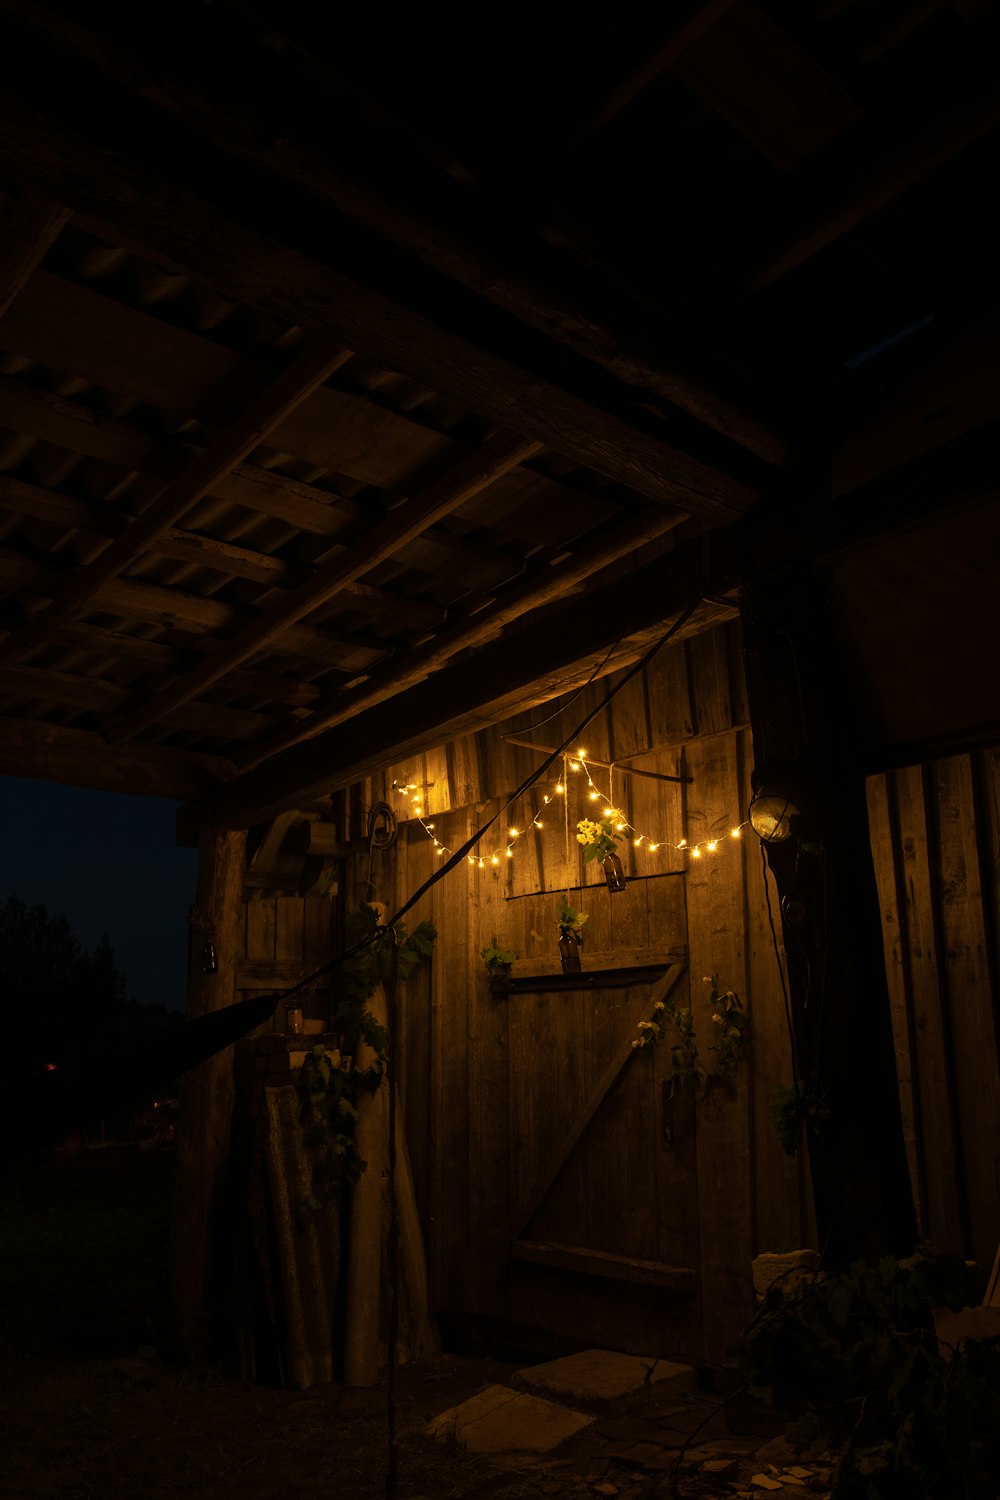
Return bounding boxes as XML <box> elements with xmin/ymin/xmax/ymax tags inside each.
<box><xmin>346</xmin><ymin>620</ymin><xmax>816</xmax><ymax>1364</ymax></box>
<box><xmin>867</xmin><ymin>752</ymin><xmax>1000</xmax><ymax>1274</ymax></box>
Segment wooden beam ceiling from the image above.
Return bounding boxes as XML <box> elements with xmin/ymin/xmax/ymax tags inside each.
<box><xmin>0</xmin><ymin>91</ymin><xmax>757</xmax><ymax>515</ymax></box>
<box><xmin>0</xmin><ymin>337</ymin><xmax>352</xmax><ymax>666</ymax></box>
<box><xmin>0</xmin><ymin>714</ymin><xmax>231</xmax><ymax>801</ymax></box>
<box><xmin>0</xmin><ymin>185</ymin><xmax>69</xmax><ymax>317</ymax></box>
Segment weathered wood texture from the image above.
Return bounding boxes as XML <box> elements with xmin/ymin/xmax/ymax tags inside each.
<box><xmin>374</xmin><ymin>619</ymin><xmax>803</xmax><ymax>1362</ymax></box>
<box><xmin>170</xmin><ymin>826</ymin><xmax>247</xmax><ymax>1356</ymax></box>
<box><xmin>867</xmin><ymin>754</ymin><xmax>1000</xmax><ymax>1272</ymax></box>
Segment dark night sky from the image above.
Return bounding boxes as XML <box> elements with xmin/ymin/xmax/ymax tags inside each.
<box><xmin>0</xmin><ymin>776</ymin><xmax>198</xmax><ymax>1012</ymax></box>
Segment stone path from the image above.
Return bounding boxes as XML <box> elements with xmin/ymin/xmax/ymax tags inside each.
<box><xmin>427</xmin><ymin>1348</ymin><xmax>834</xmax><ymax>1497</ymax></box>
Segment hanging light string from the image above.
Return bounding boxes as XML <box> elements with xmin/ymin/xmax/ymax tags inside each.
<box><xmin>392</xmin><ymin>749</ymin><xmax>748</xmax><ymax>871</ymax></box>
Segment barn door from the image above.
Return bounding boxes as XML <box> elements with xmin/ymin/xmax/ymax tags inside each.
<box><xmin>506</xmin><ymin>958</ymin><xmax>701</xmax><ymax>1354</ymax></box>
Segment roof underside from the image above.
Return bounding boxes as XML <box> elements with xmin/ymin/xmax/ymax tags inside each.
<box><xmin>0</xmin><ymin>0</ymin><xmax>997</xmax><ymax>829</ymax></box>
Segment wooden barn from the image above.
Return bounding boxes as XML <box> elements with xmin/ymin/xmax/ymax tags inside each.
<box><xmin>1</xmin><ymin>0</ymin><xmax>999</xmax><ymax>1383</ymax></box>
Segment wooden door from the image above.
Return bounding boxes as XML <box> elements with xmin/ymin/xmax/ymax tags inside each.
<box><xmin>505</xmin><ymin>956</ymin><xmax>702</xmax><ymax>1357</ymax></box>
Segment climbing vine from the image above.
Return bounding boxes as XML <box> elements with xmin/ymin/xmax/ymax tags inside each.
<box><xmin>296</xmin><ymin>904</ymin><xmax>436</xmax><ymax>1223</ymax></box>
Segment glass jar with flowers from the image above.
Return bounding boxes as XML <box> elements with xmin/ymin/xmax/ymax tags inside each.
<box><xmin>576</xmin><ymin>812</ymin><xmax>627</xmax><ymax>892</ymax></box>
<box><xmin>556</xmin><ymin>898</ymin><xmax>587</xmax><ymax>973</ymax></box>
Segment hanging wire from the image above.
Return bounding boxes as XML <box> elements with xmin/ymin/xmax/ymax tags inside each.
<box><xmin>760</xmin><ymin>842</ymin><xmax>800</xmax><ymax>1082</ymax></box>
<box><xmin>383</xmin><ymin>924</ymin><xmax>401</xmax><ymax>1500</ymax></box>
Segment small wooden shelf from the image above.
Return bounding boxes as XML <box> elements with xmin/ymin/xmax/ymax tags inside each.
<box><xmin>511</xmin><ymin>1238</ymin><xmax>697</xmax><ymax>1295</ymax></box>
<box><xmin>491</xmin><ymin>946</ymin><xmax>686</xmax><ymax>994</ymax></box>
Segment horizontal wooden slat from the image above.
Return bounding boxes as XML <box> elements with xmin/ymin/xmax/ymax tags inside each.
<box><xmin>511</xmin><ymin>1239</ymin><xmax>697</xmax><ymax>1294</ymax></box>
<box><xmin>236</xmin><ymin>959</ymin><xmax>331</xmax><ymax>990</ymax></box>
<box><xmin>508</xmin><ymin>947</ymin><xmax>685</xmax><ymax>978</ymax></box>
<box><xmin>0</xmin><ymin>713</ymin><xmax>230</xmax><ymax>800</ymax></box>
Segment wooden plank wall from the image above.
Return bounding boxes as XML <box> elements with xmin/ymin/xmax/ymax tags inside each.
<box><xmin>867</xmin><ymin>752</ymin><xmax>1000</xmax><ymax>1273</ymax></box>
<box><xmin>348</xmin><ymin>620</ymin><xmax>815</xmax><ymax>1363</ymax></box>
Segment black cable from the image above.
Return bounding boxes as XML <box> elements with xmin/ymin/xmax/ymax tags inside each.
<box><xmin>390</xmin><ymin>593</ymin><xmax>704</xmax><ymax>930</ymax></box>
<box><xmin>760</xmin><ymin>842</ymin><xmax>800</xmax><ymax>1083</ymax></box>
<box><xmin>383</xmin><ymin>924</ymin><xmax>400</xmax><ymax>1500</ymax></box>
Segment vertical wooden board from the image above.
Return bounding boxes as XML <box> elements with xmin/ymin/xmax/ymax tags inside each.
<box><xmin>397</xmin><ymin>829</ymin><xmax>434</xmax><ymax>1239</ymax></box>
<box><xmin>275</xmin><ymin>898</ymin><xmax>304</xmax><ymax>964</ymax></box>
<box><xmin>609</xmin><ymin>867</ymin><xmax>650</xmax><ymax>951</ymax></box>
<box><xmin>430</xmin><ymin>807</ymin><xmax>475</xmax><ymax>1313</ymax></box>
<box><xmin>465</xmin><ymin>822</ymin><xmax>514</xmax><ymax>1318</ymax></box>
<box><xmin>509</xmin><ymin>789</ymin><xmax>548</xmax><ymax>897</ymax></box>
<box><xmin>933</xmin><ymin>756</ymin><xmax>1000</xmax><ymax>1266</ymax></box>
<box><xmin>743</xmin><ymin>727</ymin><xmax>803</xmax><ymax>1254</ymax></box>
<box><xmin>865</xmin><ymin>773</ymin><xmax>924</xmax><ymax>1234</ymax></box>
<box><xmin>687</xmin><ymin>630</ymin><xmax>733</xmax><ymax>737</ymax></box>
<box><xmin>447</xmin><ymin>733</ymin><xmax>484</xmax><ymax>810</ymax></box>
<box><xmin>245</xmin><ymin>897</ymin><xmax>277</xmax><ymax>961</ymax></box>
<box><xmin>646</xmin><ymin>641</ymin><xmax>696</xmax><ymax>746</ymax></box>
<box><xmin>725</xmin><ymin>619</ymin><xmax>750</xmax><ymax>727</ymax></box>
<box><xmin>894</xmin><ymin>764</ymin><xmax>964</xmax><ymax>1248</ymax></box>
<box><xmin>421</xmin><ymin>745</ymin><xmax>450</xmax><ymax>816</ymax></box>
<box><xmin>652</xmin><ymin>1021</ymin><xmax>701</xmax><ymax>1274</ymax></box>
<box><xmin>646</xmin><ymin>873</ymin><xmax>688</xmax><ymax>953</ymax></box>
<box><xmin>684</xmin><ymin>731</ymin><xmax>754</xmax><ymax>1361</ymax></box>
<box><xmin>607</xmin><ymin>666</ymin><xmax>652</xmax><ymax>760</ymax></box>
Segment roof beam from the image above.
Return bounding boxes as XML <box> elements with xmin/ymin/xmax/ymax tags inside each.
<box><xmin>105</xmin><ymin>433</ymin><xmax>543</xmax><ymax>744</ymax></box>
<box><xmin>0</xmin><ymin>471</ymin><xmax>448</xmax><ymax>630</ymax></box>
<box><xmin>0</xmin><ymin>70</ymin><xmax>756</xmax><ymax>513</ymax></box>
<box><xmin>236</xmin><ymin>500</ymin><xmax>687</xmax><ymax>764</ymax></box>
<box><xmin>0</xmin><ymin>713</ymin><xmax>230</xmax><ymax>801</ymax></box>
<box><xmin>0</xmin><ymin>185</ymin><xmax>69</xmax><ymax>317</ymax></box>
<box><xmin>0</xmin><ymin>337</ymin><xmax>352</xmax><ymax>667</ymax></box>
<box><xmin>177</xmin><ymin>531</ymin><xmax>743</xmax><ymax>834</ymax></box>
<box><xmin>0</xmin><ymin>547</ymin><xmax>389</xmax><ymax>672</ymax></box>
<box><xmin>748</xmin><ymin>79</ymin><xmax>1000</xmax><ymax>291</ymax></box>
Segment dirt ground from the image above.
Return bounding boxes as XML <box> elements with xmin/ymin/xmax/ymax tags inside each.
<box><xmin>0</xmin><ymin>1146</ymin><xmax>789</xmax><ymax>1500</ymax></box>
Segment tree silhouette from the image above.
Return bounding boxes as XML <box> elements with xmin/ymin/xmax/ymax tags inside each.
<box><xmin>0</xmin><ymin>897</ymin><xmax>128</xmax><ymax>1071</ymax></box>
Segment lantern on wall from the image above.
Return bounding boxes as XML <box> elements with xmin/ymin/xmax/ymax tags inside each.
<box><xmin>748</xmin><ymin>773</ymin><xmax>803</xmax><ymax>844</ymax></box>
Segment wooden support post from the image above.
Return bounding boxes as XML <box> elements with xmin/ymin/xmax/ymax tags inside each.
<box><xmin>740</xmin><ymin>573</ymin><xmax>917</xmax><ymax>1268</ymax></box>
<box><xmin>344</xmin><ymin>978</ymin><xmax>389</xmax><ymax>1386</ymax></box>
<box><xmin>170</xmin><ymin>826</ymin><xmax>247</xmax><ymax>1358</ymax></box>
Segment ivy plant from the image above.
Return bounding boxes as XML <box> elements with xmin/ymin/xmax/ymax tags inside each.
<box><xmin>731</xmin><ymin>1244</ymin><xmax>1000</xmax><ymax>1499</ymax></box>
<box><xmin>296</xmin><ymin>904</ymin><xmax>435</xmax><ymax>1223</ymax></box>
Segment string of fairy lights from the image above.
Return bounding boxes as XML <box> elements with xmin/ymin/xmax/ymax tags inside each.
<box><xmin>392</xmin><ymin>749</ymin><xmax>749</xmax><ymax>875</ymax></box>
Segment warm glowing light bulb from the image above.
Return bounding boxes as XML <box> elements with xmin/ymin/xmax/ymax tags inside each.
<box><xmin>577</xmin><ymin>749</ymin><xmax>587</xmax><ymax>759</ymax></box>
<box><xmin>633</xmin><ymin>837</ymin><xmax>642</xmax><ymax>846</ymax></box>
<box><xmin>543</xmin><ymin>794</ymin><xmax>550</xmax><ymax>804</ymax></box>
<box><xmin>534</xmin><ymin>820</ymin><xmax>543</xmax><ymax>829</ymax></box>
<box><xmin>691</xmin><ymin>846</ymin><xmax>702</xmax><ymax>858</ymax></box>
<box><xmin>478</xmin><ymin>858</ymin><xmax>484</xmax><ymax>869</ymax></box>
<box><xmin>491</xmin><ymin>854</ymin><xmax>499</xmax><ymax>865</ymax></box>
<box><xmin>616</xmin><ymin>822</ymin><xmax>626</xmax><ymax>831</ymax></box>
<box><xmin>467</xmin><ymin>854</ymin><xmax>475</xmax><ymax>865</ymax></box>
<box><xmin>437</xmin><ymin>847</ymin><xmax>446</xmax><ymax>856</ymax></box>
<box><xmin>509</xmin><ymin>828</ymin><xmax>519</xmax><ymax>838</ymax></box>
<box><xmin>707</xmin><ymin>840</ymin><xmax>718</xmax><ymax>853</ymax></box>
<box><xmin>649</xmin><ymin>842</ymin><xmax>659</xmax><ymax>850</ymax></box>
<box><xmin>556</xmin><ymin>783</ymin><xmax>565</xmax><ymax>794</ymax></box>
<box><xmin>569</xmin><ymin>761</ymin><xmax>580</xmax><ymax>771</ymax></box>
<box><xmin>677</xmin><ymin>839</ymin><xmax>687</xmax><ymax>849</ymax></box>
<box><xmin>505</xmin><ymin>849</ymin><xmax>513</xmax><ymax>858</ymax></box>
<box><xmin>730</xmin><ymin>827</ymin><xmax>742</xmax><ymax>838</ymax></box>
<box><xmin>589</xmin><ymin>790</ymin><xmax>600</xmax><ymax>801</ymax></box>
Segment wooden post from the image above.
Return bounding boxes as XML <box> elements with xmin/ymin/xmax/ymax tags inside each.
<box><xmin>343</xmin><ymin>977</ymin><xmax>389</xmax><ymax>1385</ymax></box>
<box><xmin>170</xmin><ymin>826</ymin><xmax>247</xmax><ymax>1358</ymax></box>
<box><xmin>740</xmin><ymin>571</ymin><xmax>918</xmax><ymax>1268</ymax></box>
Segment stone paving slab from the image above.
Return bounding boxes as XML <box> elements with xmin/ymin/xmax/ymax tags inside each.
<box><xmin>426</xmin><ymin>1383</ymin><xmax>595</xmax><ymax>1455</ymax></box>
<box><xmin>513</xmin><ymin>1349</ymin><xmax>696</xmax><ymax>1412</ymax></box>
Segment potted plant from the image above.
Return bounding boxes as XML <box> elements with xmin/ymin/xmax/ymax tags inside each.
<box><xmin>576</xmin><ymin>812</ymin><xmax>627</xmax><ymax>891</ymax></box>
<box><xmin>480</xmin><ymin>935</ymin><xmax>518</xmax><ymax>991</ymax></box>
<box><xmin>556</xmin><ymin>898</ymin><xmax>587</xmax><ymax>973</ymax></box>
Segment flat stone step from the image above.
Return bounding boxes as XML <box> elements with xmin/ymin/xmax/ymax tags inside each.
<box><xmin>513</xmin><ymin>1349</ymin><xmax>697</xmax><ymax>1413</ymax></box>
<box><xmin>425</xmin><ymin>1384</ymin><xmax>595</xmax><ymax>1455</ymax></box>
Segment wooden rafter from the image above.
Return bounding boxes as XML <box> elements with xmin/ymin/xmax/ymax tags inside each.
<box><xmin>0</xmin><ymin>548</ymin><xmax>391</xmax><ymax>672</ymax></box>
<box><xmin>236</xmin><ymin>500</ymin><xmax>688</xmax><ymax>765</ymax></box>
<box><xmin>0</xmin><ymin>472</ymin><xmax>448</xmax><ymax>631</ymax></box>
<box><xmin>177</xmin><ymin>549</ymin><xmax>740</xmax><ymax>833</ymax></box>
<box><xmin>0</xmin><ymin>185</ymin><xmax>69</xmax><ymax>317</ymax></box>
<box><xmin>105</xmin><ymin>433</ymin><xmax>543</xmax><ymax>744</ymax></box>
<box><xmin>0</xmin><ymin>84</ymin><xmax>757</xmax><ymax>513</ymax></box>
<box><xmin>0</xmin><ymin>714</ymin><xmax>230</xmax><ymax>800</ymax></box>
<box><xmin>0</xmin><ymin>1</ymin><xmax>786</xmax><ymax>469</ymax></box>
<box><xmin>0</xmin><ymin>338</ymin><xmax>353</xmax><ymax>666</ymax></box>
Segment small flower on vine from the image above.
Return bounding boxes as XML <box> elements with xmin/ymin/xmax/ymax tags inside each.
<box><xmin>576</xmin><ymin>816</ymin><xmax>621</xmax><ymax>863</ymax></box>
